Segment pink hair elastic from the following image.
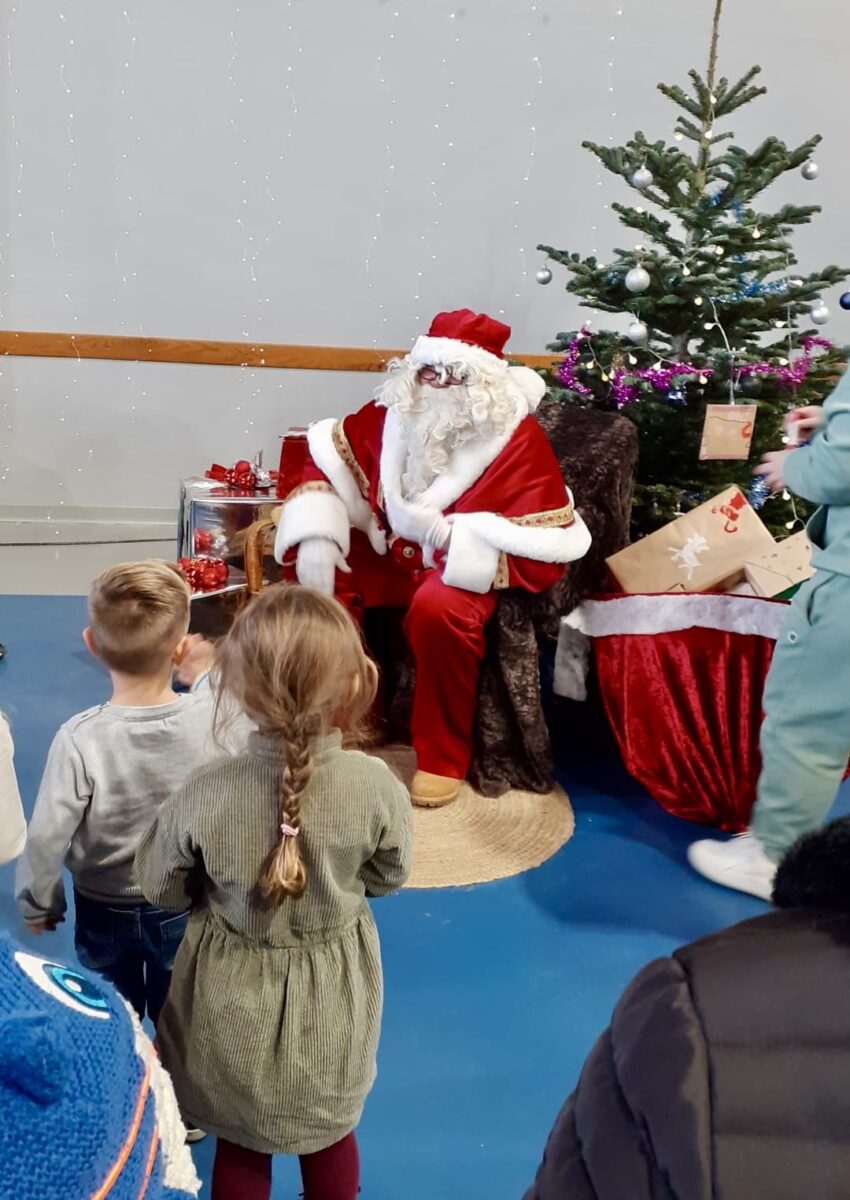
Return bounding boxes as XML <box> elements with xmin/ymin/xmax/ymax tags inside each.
<box><xmin>280</xmin><ymin>823</ymin><xmax>299</xmax><ymax>838</ymax></box>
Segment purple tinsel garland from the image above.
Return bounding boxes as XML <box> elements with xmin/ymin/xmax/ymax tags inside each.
<box><xmin>557</xmin><ymin>332</ymin><xmax>832</xmax><ymax>409</ymax></box>
<box><xmin>610</xmin><ymin>362</ymin><xmax>712</xmax><ymax>409</ymax></box>
<box><xmin>556</xmin><ymin>329</ymin><xmax>594</xmax><ymax>397</ymax></box>
<box><xmin>734</xmin><ymin>336</ymin><xmax>832</xmax><ymax>388</ymax></box>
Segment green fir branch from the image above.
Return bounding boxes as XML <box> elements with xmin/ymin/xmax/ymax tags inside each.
<box><xmin>657</xmin><ymin>81</ymin><xmax>703</xmax><ymax>118</ymax></box>
<box><xmin>715</xmin><ymin>65</ymin><xmax>766</xmax><ymax>114</ymax></box>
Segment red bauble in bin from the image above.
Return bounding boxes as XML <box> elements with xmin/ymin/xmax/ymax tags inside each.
<box><xmin>194</xmin><ymin>529</ymin><xmax>214</xmax><ymax>553</ymax></box>
<box><xmin>178</xmin><ymin>556</ymin><xmax>229</xmax><ymax>593</ymax></box>
<box><xmin>277</xmin><ymin>428</ymin><xmax>309</xmax><ymax>499</ymax></box>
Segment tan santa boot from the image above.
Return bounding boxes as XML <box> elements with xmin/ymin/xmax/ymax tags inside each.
<box><xmin>410</xmin><ymin>770</ymin><xmax>463</xmax><ymax>808</ymax></box>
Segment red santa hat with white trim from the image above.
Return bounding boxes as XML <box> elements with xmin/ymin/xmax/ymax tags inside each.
<box><xmin>407</xmin><ymin>308</ymin><xmax>547</xmax><ymax>411</ymax></box>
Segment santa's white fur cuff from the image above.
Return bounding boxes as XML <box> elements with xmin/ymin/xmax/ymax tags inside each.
<box><xmin>443</xmin><ymin>509</ymin><xmax>592</xmax><ymax>593</ymax></box>
<box><xmin>307</xmin><ymin>419</ymin><xmax>387</xmax><ymax>554</ymax></box>
<box><xmin>275</xmin><ymin>490</ymin><xmax>350</xmax><ymax>562</ymax></box>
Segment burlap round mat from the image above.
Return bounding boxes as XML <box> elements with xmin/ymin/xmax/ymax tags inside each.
<box><xmin>375</xmin><ymin>746</ymin><xmax>575</xmax><ymax>889</ymax></box>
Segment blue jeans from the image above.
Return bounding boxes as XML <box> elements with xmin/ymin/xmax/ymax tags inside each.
<box><xmin>73</xmin><ymin>890</ymin><xmax>188</xmax><ymax>1027</ymax></box>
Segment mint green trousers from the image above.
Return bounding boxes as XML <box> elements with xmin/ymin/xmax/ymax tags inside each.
<box><xmin>751</xmin><ymin>570</ymin><xmax>850</xmax><ymax>860</ymax></box>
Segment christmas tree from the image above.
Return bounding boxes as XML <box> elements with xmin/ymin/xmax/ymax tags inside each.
<box><xmin>538</xmin><ymin>0</ymin><xmax>848</xmax><ymax>538</ymax></box>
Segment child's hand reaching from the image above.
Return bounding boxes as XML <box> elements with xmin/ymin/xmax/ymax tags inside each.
<box><xmin>174</xmin><ymin>634</ymin><xmax>217</xmax><ymax>689</ymax></box>
<box><xmin>784</xmin><ymin>406</ymin><xmax>824</xmax><ymax>442</ymax></box>
<box><xmin>26</xmin><ymin>916</ymin><xmax>62</xmax><ymax>935</ymax></box>
<box><xmin>754</xmin><ymin>449</ymin><xmax>795</xmax><ymax>494</ymax></box>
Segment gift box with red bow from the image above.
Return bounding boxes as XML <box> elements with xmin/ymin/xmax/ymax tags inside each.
<box><xmin>178</xmin><ymin>452</ymin><xmax>282</xmax><ymax>597</ymax></box>
<box><xmin>205</xmin><ymin>456</ymin><xmax>276</xmax><ymax>493</ymax></box>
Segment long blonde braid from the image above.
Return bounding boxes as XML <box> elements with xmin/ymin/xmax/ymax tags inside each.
<box><xmin>215</xmin><ymin>584</ymin><xmax>378</xmax><ymax>906</ymax></box>
<box><xmin>261</xmin><ymin>721</ymin><xmax>313</xmax><ymax>901</ymax></box>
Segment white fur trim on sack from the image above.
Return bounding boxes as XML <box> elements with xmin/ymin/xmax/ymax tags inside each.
<box><xmin>442</xmin><ymin>507</ymin><xmax>592</xmax><ymax>594</ymax></box>
<box><xmin>553</xmin><ymin>624</ymin><xmax>591</xmax><ymax>701</ymax></box>
<box><xmin>565</xmin><ymin>593</ymin><xmax>789</xmax><ymax>640</ymax></box>
<box><xmin>553</xmin><ymin>593</ymin><xmax>788</xmax><ymax>702</ymax></box>
<box><xmin>307</xmin><ymin>419</ymin><xmax>387</xmax><ymax>554</ymax></box>
<box><xmin>274</xmin><ymin>489</ymin><xmax>350</xmax><ymax>562</ymax></box>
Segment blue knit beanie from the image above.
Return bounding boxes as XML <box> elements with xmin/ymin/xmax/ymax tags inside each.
<box><xmin>0</xmin><ymin>934</ymin><xmax>199</xmax><ymax>1199</ymax></box>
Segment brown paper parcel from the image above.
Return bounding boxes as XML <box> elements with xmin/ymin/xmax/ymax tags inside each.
<box><xmin>607</xmin><ymin>486</ymin><xmax>776</xmax><ymax>594</ymax></box>
<box><xmin>699</xmin><ymin>404</ymin><xmax>758</xmax><ymax>461</ymax></box>
<box><xmin>744</xmin><ymin>531</ymin><xmax>814</xmax><ymax>599</ymax></box>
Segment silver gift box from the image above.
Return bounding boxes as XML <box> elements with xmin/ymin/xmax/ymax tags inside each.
<box><xmin>177</xmin><ymin>476</ymin><xmax>281</xmax><ymax>597</ymax></box>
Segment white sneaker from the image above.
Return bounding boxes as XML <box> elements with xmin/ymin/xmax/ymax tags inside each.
<box><xmin>184</xmin><ymin>1126</ymin><xmax>207</xmax><ymax>1144</ymax></box>
<box><xmin>687</xmin><ymin>832</ymin><xmax>777</xmax><ymax>901</ymax></box>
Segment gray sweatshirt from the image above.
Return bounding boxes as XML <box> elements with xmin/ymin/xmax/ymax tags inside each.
<box><xmin>16</xmin><ymin>694</ymin><xmax>221</xmax><ymax>921</ymax></box>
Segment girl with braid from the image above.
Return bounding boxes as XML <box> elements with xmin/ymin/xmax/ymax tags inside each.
<box><xmin>136</xmin><ymin>585</ymin><xmax>413</xmax><ymax>1200</ymax></box>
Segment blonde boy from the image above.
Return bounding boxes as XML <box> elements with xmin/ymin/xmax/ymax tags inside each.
<box><xmin>16</xmin><ymin>560</ymin><xmax>215</xmax><ymax>1027</ymax></box>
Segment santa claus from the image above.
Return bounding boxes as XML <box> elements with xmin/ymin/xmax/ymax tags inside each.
<box><xmin>275</xmin><ymin>309</ymin><xmax>591</xmax><ymax>806</ymax></box>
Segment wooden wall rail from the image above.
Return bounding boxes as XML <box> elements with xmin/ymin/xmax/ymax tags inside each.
<box><xmin>0</xmin><ymin>330</ymin><xmax>559</xmax><ymax>373</ymax></box>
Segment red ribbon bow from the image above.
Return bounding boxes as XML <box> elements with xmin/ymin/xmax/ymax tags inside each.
<box><xmin>205</xmin><ymin>459</ymin><xmax>257</xmax><ymax>491</ymax></box>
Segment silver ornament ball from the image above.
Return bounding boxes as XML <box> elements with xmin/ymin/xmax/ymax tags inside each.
<box><xmin>630</xmin><ymin>166</ymin><xmax>654</xmax><ymax>191</ymax></box>
<box><xmin>535</xmin><ymin>266</ymin><xmax>553</xmax><ymax>286</ymax></box>
<box><xmin>627</xmin><ymin>319</ymin><xmax>648</xmax><ymax>344</ymax></box>
<box><xmin>811</xmin><ymin>302</ymin><xmax>831</xmax><ymax>326</ymax></box>
<box><xmin>625</xmin><ymin>266</ymin><xmax>651</xmax><ymax>294</ymax></box>
<box><xmin>801</xmin><ymin>161</ymin><xmax>819</xmax><ymax>181</ymax></box>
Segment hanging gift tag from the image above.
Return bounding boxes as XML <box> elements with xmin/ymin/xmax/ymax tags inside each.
<box><xmin>698</xmin><ymin>404</ymin><xmax>758</xmax><ymax>461</ymax></box>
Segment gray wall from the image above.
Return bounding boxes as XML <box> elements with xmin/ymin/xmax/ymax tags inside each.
<box><xmin>1</xmin><ymin>0</ymin><xmax>848</xmax><ymax>531</ymax></box>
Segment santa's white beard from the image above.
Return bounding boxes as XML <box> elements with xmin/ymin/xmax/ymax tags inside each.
<box><xmin>397</xmin><ymin>385</ymin><xmax>481</xmax><ymax>498</ymax></box>
<box><xmin>377</xmin><ymin>367</ymin><xmax>521</xmax><ymax>500</ymax></box>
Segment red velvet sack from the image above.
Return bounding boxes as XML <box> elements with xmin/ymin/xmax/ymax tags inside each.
<box><xmin>575</xmin><ymin>593</ymin><xmax>789</xmax><ymax>832</ymax></box>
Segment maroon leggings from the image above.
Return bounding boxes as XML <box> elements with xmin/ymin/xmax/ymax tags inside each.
<box><xmin>211</xmin><ymin>1133</ymin><xmax>360</xmax><ymax>1200</ymax></box>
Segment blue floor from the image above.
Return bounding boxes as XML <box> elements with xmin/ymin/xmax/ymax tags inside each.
<box><xmin>2</xmin><ymin>595</ymin><xmax>843</xmax><ymax>1199</ymax></box>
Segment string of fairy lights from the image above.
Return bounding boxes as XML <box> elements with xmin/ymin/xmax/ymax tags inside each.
<box><xmin>587</xmin><ymin>3</ymin><xmax>625</xmax><ymax>259</ymax></box>
<box><xmin>365</xmin><ymin>6</ymin><xmax>403</xmax><ymax>346</ymax></box>
<box><xmin>0</xmin><ymin>5</ymin><xmax>20</xmax><ymax>487</ymax></box>
<box><xmin>264</xmin><ymin>0</ymin><xmax>303</xmax><ymax>432</ymax></box>
<box><xmin>504</xmin><ymin>2</ymin><xmax>544</xmax><ymax>308</ymax></box>
<box><xmin>366</xmin><ymin>3</ymin><xmax>546</xmax><ymax>333</ymax></box>
<box><xmin>227</xmin><ymin>8</ymin><xmax>257</xmax><ymax>438</ymax></box>
<box><xmin>412</xmin><ymin>8</ymin><xmax>464</xmax><ymax>325</ymax></box>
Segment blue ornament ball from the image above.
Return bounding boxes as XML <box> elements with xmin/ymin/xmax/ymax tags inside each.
<box><xmin>840</xmin><ymin>292</ymin><xmax>850</xmax><ymax>311</ymax></box>
<box><xmin>666</xmin><ymin>386</ymin><xmax>686</xmax><ymax>406</ymax></box>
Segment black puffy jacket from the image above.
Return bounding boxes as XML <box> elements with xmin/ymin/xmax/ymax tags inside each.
<box><xmin>524</xmin><ymin>903</ymin><xmax>850</xmax><ymax>1199</ymax></box>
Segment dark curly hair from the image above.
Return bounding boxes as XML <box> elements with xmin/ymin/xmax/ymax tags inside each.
<box><xmin>773</xmin><ymin>816</ymin><xmax>850</xmax><ymax>911</ymax></box>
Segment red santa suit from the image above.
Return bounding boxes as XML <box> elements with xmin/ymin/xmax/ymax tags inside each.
<box><xmin>275</xmin><ymin>309</ymin><xmax>591</xmax><ymax>788</ymax></box>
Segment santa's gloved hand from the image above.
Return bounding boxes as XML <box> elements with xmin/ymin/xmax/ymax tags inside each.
<box><xmin>399</xmin><ymin>502</ymin><xmax>451</xmax><ymax>549</ymax></box>
<box><xmin>422</xmin><ymin>512</ymin><xmax>453</xmax><ymax>568</ymax></box>
<box><xmin>295</xmin><ymin>537</ymin><xmax>350</xmax><ymax>596</ymax></box>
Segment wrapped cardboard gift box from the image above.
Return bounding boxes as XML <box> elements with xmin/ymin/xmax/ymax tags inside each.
<box><xmin>178</xmin><ymin>477</ymin><xmax>281</xmax><ymax>596</ymax></box>
<box><xmin>743</xmin><ymin>531</ymin><xmax>813</xmax><ymax>600</ymax></box>
<box><xmin>606</xmin><ymin>486</ymin><xmax>775</xmax><ymax>594</ymax></box>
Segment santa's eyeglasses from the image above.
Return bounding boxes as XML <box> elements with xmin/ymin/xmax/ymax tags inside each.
<box><xmin>416</xmin><ymin>364</ymin><xmax>469</xmax><ymax>388</ymax></box>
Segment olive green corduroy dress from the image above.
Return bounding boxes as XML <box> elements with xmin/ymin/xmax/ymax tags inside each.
<box><xmin>135</xmin><ymin>732</ymin><xmax>412</xmax><ymax>1155</ymax></box>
